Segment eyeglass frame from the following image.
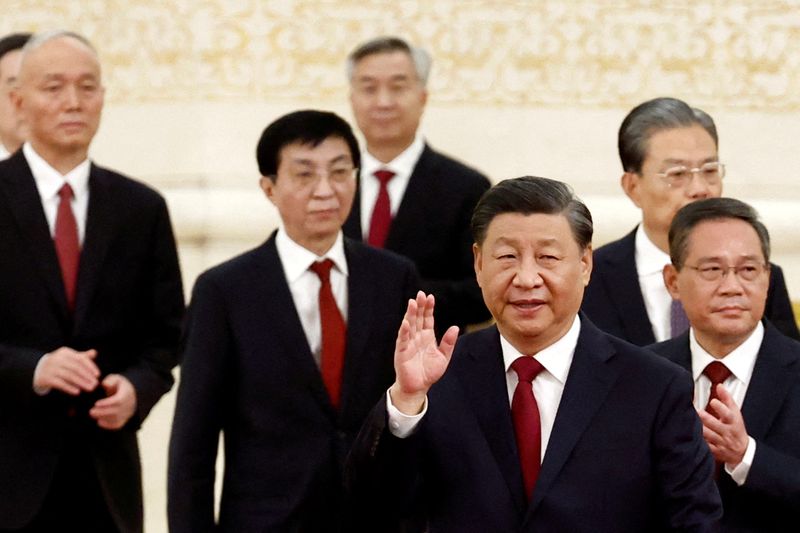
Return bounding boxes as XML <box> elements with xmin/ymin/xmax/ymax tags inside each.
<box><xmin>682</xmin><ymin>261</ymin><xmax>770</xmax><ymax>283</ymax></box>
<box><xmin>278</xmin><ymin>163</ymin><xmax>357</xmax><ymax>189</ymax></box>
<box><xmin>654</xmin><ymin>161</ymin><xmax>726</xmax><ymax>188</ymax></box>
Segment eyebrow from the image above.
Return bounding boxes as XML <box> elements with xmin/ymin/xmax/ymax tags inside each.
<box><xmin>289</xmin><ymin>154</ymin><xmax>352</xmax><ymax>166</ymax></box>
<box><xmin>662</xmin><ymin>156</ymin><xmax>718</xmax><ymax>166</ymax></box>
<box><xmin>693</xmin><ymin>254</ymin><xmax>763</xmax><ymax>263</ymax></box>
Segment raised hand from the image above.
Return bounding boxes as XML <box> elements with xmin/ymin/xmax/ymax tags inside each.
<box><xmin>698</xmin><ymin>383</ymin><xmax>749</xmax><ymax>466</ymax></box>
<box><xmin>389</xmin><ymin>291</ymin><xmax>459</xmax><ymax>415</ymax></box>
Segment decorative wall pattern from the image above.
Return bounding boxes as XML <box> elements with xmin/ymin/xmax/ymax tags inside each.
<box><xmin>4</xmin><ymin>0</ymin><xmax>800</xmax><ymax>109</ymax></box>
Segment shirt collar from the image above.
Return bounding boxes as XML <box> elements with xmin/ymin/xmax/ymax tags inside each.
<box><xmin>0</xmin><ymin>144</ymin><xmax>9</xmax><ymax>160</ymax></box>
<box><xmin>274</xmin><ymin>228</ymin><xmax>348</xmax><ymax>283</ymax></box>
<box><xmin>634</xmin><ymin>224</ymin><xmax>671</xmax><ymax>276</ymax></box>
<box><xmin>361</xmin><ymin>134</ymin><xmax>425</xmax><ymax>178</ymax></box>
<box><xmin>23</xmin><ymin>142</ymin><xmax>91</xmax><ymax>202</ymax></box>
<box><xmin>501</xmin><ymin>315</ymin><xmax>580</xmax><ymax>385</ymax></box>
<box><xmin>689</xmin><ymin>321</ymin><xmax>764</xmax><ymax>384</ymax></box>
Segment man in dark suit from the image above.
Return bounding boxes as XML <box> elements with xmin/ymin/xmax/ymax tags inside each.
<box><xmin>347</xmin><ymin>176</ymin><xmax>722</xmax><ymax>532</ymax></box>
<box><xmin>168</xmin><ymin>110</ymin><xmax>419</xmax><ymax>532</ymax></box>
<box><xmin>342</xmin><ymin>36</ymin><xmax>491</xmax><ymax>335</ymax></box>
<box><xmin>649</xmin><ymin>197</ymin><xmax>800</xmax><ymax>532</ymax></box>
<box><xmin>582</xmin><ymin>97</ymin><xmax>798</xmax><ymax>345</ymax></box>
<box><xmin>0</xmin><ymin>32</ymin><xmax>30</xmax><ymax>159</ymax></box>
<box><xmin>0</xmin><ymin>31</ymin><xmax>184</xmax><ymax>533</ymax></box>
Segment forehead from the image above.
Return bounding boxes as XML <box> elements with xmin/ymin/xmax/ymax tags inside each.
<box><xmin>278</xmin><ymin>137</ymin><xmax>352</xmax><ymax>166</ymax></box>
<box><xmin>644</xmin><ymin>125</ymin><xmax>717</xmax><ymax>162</ymax></box>
<box><xmin>352</xmin><ymin>50</ymin><xmax>417</xmax><ymax>80</ymax></box>
<box><xmin>484</xmin><ymin>212</ymin><xmax>577</xmax><ymax>247</ymax></box>
<box><xmin>20</xmin><ymin>36</ymin><xmax>100</xmax><ymax>81</ymax></box>
<box><xmin>685</xmin><ymin>218</ymin><xmax>763</xmax><ymax>259</ymax></box>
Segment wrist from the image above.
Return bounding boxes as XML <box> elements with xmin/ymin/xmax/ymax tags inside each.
<box><xmin>389</xmin><ymin>383</ymin><xmax>426</xmax><ymax>415</ymax></box>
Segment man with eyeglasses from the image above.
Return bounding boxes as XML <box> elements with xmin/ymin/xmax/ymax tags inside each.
<box><xmin>582</xmin><ymin>97</ymin><xmax>798</xmax><ymax>345</ymax></box>
<box><xmin>168</xmin><ymin>110</ymin><xmax>419</xmax><ymax>532</ymax></box>
<box><xmin>649</xmin><ymin>197</ymin><xmax>800</xmax><ymax>532</ymax></box>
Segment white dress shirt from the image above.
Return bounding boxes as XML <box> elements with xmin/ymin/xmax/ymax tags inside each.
<box><xmin>358</xmin><ymin>135</ymin><xmax>425</xmax><ymax>238</ymax></box>
<box><xmin>274</xmin><ymin>228</ymin><xmax>349</xmax><ymax>365</ymax></box>
<box><xmin>689</xmin><ymin>323</ymin><xmax>763</xmax><ymax>485</ymax></box>
<box><xmin>634</xmin><ymin>224</ymin><xmax>673</xmax><ymax>342</ymax></box>
<box><xmin>388</xmin><ymin>316</ymin><xmax>581</xmax><ymax>466</ymax></box>
<box><xmin>24</xmin><ymin>142</ymin><xmax>91</xmax><ymax>244</ymax></box>
<box><xmin>0</xmin><ymin>143</ymin><xmax>10</xmax><ymax>160</ymax></box>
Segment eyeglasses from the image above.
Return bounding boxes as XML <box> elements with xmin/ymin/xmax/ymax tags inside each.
<box><xmin>655</xmin><ymin>162</ymin><xmax>725</xmax><ymax>188</ymax></box>
<box><xmin>684</xmin><ymin>262</ymin><xmax>769</xmax><ymax>282</ymax></box>
<box><xmin>286</xmin><ymin>164</ymin><xmax>356</xmax><ymax>187</ymax></box>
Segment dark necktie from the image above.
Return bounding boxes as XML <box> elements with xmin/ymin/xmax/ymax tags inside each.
<box><xmin>703</xmin><ymin>361</ymin><xmax>732</xmax><ymax>415</ymax></box>
<box><xmin>511</xmin><ymin>356</ymin><xmax>545</xmax><ymax>500</ymax></box>
<box><xmin>367</xmin><ymin>169</ymin><xmax>395</xmax><ymax>248</ymax></box>
<box><xmin>54</xmin><ymin>183</ymin><xmax>80</xmax><ymax>311</ymax></box>
<box><xmin>309</xmin><ymin>259</ymin><xmax>346</xmax><ymax>409</ymax></box>
<box><xmin>670</xmin><ymin>299</ymin><xmax>690</xmax><ymax>338</ymax></box>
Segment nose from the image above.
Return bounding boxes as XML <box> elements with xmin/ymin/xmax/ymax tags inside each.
<box><xmin>311</xmin><ymin>173</ymin><xmax>335</xmax><ymax>197</ymax></box>
<box><xmin>376</xmin><ymin>86</ymin><xmax>394</xmax><ymax>107</ymax></box>
<box><xmin>63</xmin><ymin>84</ymin><xmax>81</xmax><ymax>109</ymax></box>
<box><xmin>513</xmin><ymin>257</ymin><xmax>543</xmax><ymax>289</ymax></box>
<box><xmin>685</xmin><ymin>170</ymin><xmax>712</xmax><ymax>199</ymax></box>
<box><xmin>717</xmin><ymin>267</ymin><xmax>745</xmax><ymax>295</ymax></box>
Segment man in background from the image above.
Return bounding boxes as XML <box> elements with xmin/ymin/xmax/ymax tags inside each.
<box><xmin>343</xmin><ymin>36</ymin><xmax>491</xmax><ymax>335</ymax></box>
<box><xmin>0</xmin><ymin>32</ymin><xmax>30</xmax><ymax>158</ymax></box>
<box><xmin>582</xmin><ymin>97</ymin><xmax>798</xmax><ymax>345</ymax></box>
<box><xmin>0</xmin><ymin>31</ymin><xmax>184</xmax><ymax>532</ymax></box>
<box><xmin>168</xmin><ymin>110</ymin><xmax>418</xmax><ymax>532</ymax></box>
<box><xmin>650</xmin><ymin>197</ymin><xmax>800</xmax><ymax>532</ymax></box>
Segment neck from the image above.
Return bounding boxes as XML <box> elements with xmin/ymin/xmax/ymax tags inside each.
<box><xmin>297</xmin><ymin>234</ymin><xmax>338</xmax><ymax>258</ymax></box>
<box><xmin>29</xmin><ymin>141</ymin><xmax>89</xmax><ymax>175</ymax></box>
<box><xmin>641</xmin><ymin>223</ymin><xmax>669</xmax><ymax>254</ymax></box>
<box><xmin>366</xmin><ymin>138</ymin><xmax>414</xmax><ymax>164</ymax></box>
<box><xmin>694</xmin><ymin>330</ymin><xmax>752</xmax><ymax>359</ymax></box>
<box><xmin>0</xmin><ymin>136</ymin><xmax>21</xmax><ymax>155</ymax></box>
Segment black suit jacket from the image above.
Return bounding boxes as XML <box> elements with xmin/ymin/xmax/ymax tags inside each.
<box><xmin>649</xmin><ymin>323</ymin><xmax>800</xmax><ymax>532</ymax></box>
<box><xmin>582</xmin><ymin>228</ymin><xmax>799</xmax><ymax>345</ymax></box>
<box><xmin>0</xmin><ymin>151</ymin><xmax>184</xmax><ymax>532</ymax></box>
<box><xmin>167</xmin><ymin>233</ymin><xmax>418</xmax><ymax>532</ymax></box>
<box><xmin>347</xmin><ymin>317</ymin><xmax>722</xmax><ymax>532</ymax></box>
<box><xmin>343</xmin><ymin>144</ymin><xmax>491</xmax><ymax>334</ymax></box>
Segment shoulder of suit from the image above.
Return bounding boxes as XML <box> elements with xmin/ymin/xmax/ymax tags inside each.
<box><xmin>421</xmin><ymin>145</ymin><xmax>491</xmax><ymax>187</ymax></box>
<box><xmin>344</xmin><ymin>236</ymin><xmax>416</xmax><ymax>271</ymax></box>
<box><xmin>91</xmin><ymin>163</ymin><xmax>167</xmax><ymax>203</ymax></box>
<box><xmin>592</xmin><ymin>229</ymin><xmax>636</xmax><ymax>259</ymax></box>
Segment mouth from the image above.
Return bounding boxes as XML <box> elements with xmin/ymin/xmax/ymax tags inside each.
<box><xmin>510</xmin><ymin>299</ymin><xmax>546</xmax><ymax>313</ymax></box>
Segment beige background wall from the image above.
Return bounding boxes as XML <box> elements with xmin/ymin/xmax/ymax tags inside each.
<box><xmin>4</xmin><ymin>1</ymin><xmax>800</xmax><ymax>531</ymax></box>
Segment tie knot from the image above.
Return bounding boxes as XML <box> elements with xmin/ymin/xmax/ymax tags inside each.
<box><xmin>374</xmin><ymin>169</ymin><xmax>395</xmax><ymax>185</ymax></box>
<box><xmin>703</xmin><ymin>361</ymin><xmax>732</xmax><ymax>385</ymax></box>
<box><xmin>511</xmin><ymin>356</ymin><xmax>545</xmax><ymax>383</ymax></box>
<box><xmin>59</xmin><ymin>183</ymin><xmax>74</xmax><ymax>201</ymax></box>
<box><xmin>309</xmin><ymin>259</ymin><xmax>334</xmax><ymax>282</ymax></box>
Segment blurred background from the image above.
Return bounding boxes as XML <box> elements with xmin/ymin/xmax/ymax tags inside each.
<box><xmin>4</xmin><ymin>1</ymin><xmax>800</xmax><ymax>530</ymax></box>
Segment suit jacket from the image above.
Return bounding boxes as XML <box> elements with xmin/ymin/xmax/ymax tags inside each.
<box><xmin>167</xmin><ymin>233</ymin><xmax>419</xmax><ymax>532</ymax></box>
<box><xmin>0</xmin><ymin>151</ymin><xmax>184</xmax><ymax>532</ymax></box>
<box><xmin>343</xmin><ymin>144</ymin><xmax>491</xmax><ymax>334</ymax></box>
<box><xmin>582</xmin><ymin>227</ymin><xmax>800</xmax><ymax>345</ymax></box>
<box><xmin>649</xmin><ymin>323</ymin><xmax>800</xmax><ymax>532</ymax></box>
<box><xmin>347</xmin><ymin>316</ymin><xmax>722</xmax><ymax>532</ymax></box>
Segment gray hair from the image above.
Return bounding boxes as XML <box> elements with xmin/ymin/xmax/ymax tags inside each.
<box><xmin>20</xmin><ymin>30</ymin><xmax>97</xmax><ymax>65</ymax></box>
<box><xmin>618</xmin><ymin>97</ymin><xmax>718</xmax><ymax>174</ymax></box>
<box><xmin>345</xmin><ymin>36</ymin><xmax>431</xmax><ymax>86</ymax></box>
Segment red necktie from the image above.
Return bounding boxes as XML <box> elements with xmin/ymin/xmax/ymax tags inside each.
<box><xmin>367</xmin><ymin>169</ymin><xmax>395</xmax><ymax>248</ymax></box>
<box><xmin>703</xmin><ymin>361</ymin><xmax>732</xmax><ymax>415</ymax></box>
<box><xmin>309</xmin><ymin>259</ymin><xmax>346</xmax><ymax>409</ymax></box>
<box><xmin>54</xmin><ymin>183</ymin><xmax>80</xmax><ymax>311</ymax></box>
<box><xmin>511</xmin><ymin>356</ymin><xmax>545</xmax><ymax>500</ymax></box>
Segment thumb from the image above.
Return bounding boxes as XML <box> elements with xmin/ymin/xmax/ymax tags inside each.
<box><xmin>84</xmin><ymin>349</ymin><xmax>98</xmax><ymax>359</ymax></box>
<box><xmin>102</xmin><ymin>374</ymin><xmax>121</xmax><ymax>394</ymax></box>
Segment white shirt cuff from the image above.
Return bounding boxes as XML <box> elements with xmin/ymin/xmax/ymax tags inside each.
<box><xmin>386</xmin><ymin>389</ymin><xmax>427</xmax><ymax>439</ymax></box>
<box><xmin>32</xmin><ymin>353</ymin><xmax>52</xmax><ymax>396</ymax></box>
<box><xmin>725</xmin><ymin>436</ymin><xmax>756</xmax><ymax>486</ymax></box>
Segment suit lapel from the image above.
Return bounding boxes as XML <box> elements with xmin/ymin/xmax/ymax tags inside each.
<box><xmin>342</xmin><ymin>183</ymin><xmax>363</xmax><ymax>240</ymax></box>
<box><xmin>455</xmin><ymin>327</ymin><xmax>528</xmax><ymax>513</ymax></box>
<box><xmin>740</xmin><ymin>324</ymin><xmax>798</xmax><ymax>439</ymax></box>
<box><xmin>602</xmin><ymin>229</ymin><xmax>655</xmax><ymax>345</ymax></box>
<box><xmin>0</xmin><ymin>152</ymin><xmax>70</xmax><ymax>319</ymax></box>
<box><xmin>383</xmin><ymin>145</ymin><xmax>434</xmax><ymax>251</ymax></box>
<box><xmin>527</xmin><ymin>319</ymin><xmax>620</xmax><ymax>517</ymax></box>
<box><xmin>73</xmin><ymin>165</ymin><xmax>116</xmax><ymax>329</ymax></box>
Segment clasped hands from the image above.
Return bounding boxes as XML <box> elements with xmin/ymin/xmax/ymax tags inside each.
<box><xmin>699</xmin><ymin>384</ymin><xmax>749</xmax><ymax>468</ymax></box>
<box><xmin>389</xmin><ymin>291</ymin><xmax>460</xmax><ymax>416</ymax></box>
<box><xmin>33</xmin><ymin>347</ymin><xmax>137</xmax><ymax>430</ymax></box>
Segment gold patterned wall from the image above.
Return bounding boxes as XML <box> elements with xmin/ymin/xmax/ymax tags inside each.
<box><xmin>3</xmin><ymin>0</ymin><xmax>800</xmax><ymax>109</ymax></box>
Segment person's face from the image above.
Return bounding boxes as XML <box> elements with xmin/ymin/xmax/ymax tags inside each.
<box><xmin>623</xmin><ymin>125</ymin><xmax>721</xmax><ymax>244</ymax></box>
<box><xmin>260</xmin><ymin>137</ymin><xmax>356</xmax><ymax>253</ymax></box>
<box><xmin>349</xmin><ymin>50</ymin><xmax>427</xmax><ymax>152</ymax></box>
<box><xmin>474</xmin><ymin>212</ymin><xmax>592</xmax><ymax>354</ymax></box>
<box><xmin>663</xmin><ymin>219</ymin><xmax>769</xmax><ymax>355</ymax></box>
<box><xmin>0</xmin><ymin>49</ymin><xmax>24</xmax><ymax>149</ymax></box>
<box><xmin>12</xmin><ymin>36</ymin><xmax>104</xmax><ymax>159</ymax></box>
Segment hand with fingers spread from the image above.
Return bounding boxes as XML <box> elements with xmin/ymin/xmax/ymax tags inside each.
<box><xmin>33</xmin><ymin>347</ymin><xmax>100</xmax><ymax>395</ymax></box>
<box><xmin>389</xmin><ymin>291</ymin><xmax>459</xmax><ymax>415</ymax></box>
<box><xmin>89</xmin><ymin>374</ymin><xmax>137</xmax><ymax>430</ymax></box>
<box><xmin>698</xmin><ymin>383</ymin><xmax>749</xmax><ymax>466</ymax></box>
